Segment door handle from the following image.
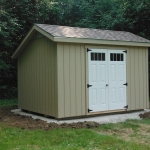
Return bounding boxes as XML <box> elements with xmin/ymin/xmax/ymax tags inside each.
<box><xmin>106</xmin><ymin>84</ymin><xmax>108</xmax><ymax>86</ymax></box>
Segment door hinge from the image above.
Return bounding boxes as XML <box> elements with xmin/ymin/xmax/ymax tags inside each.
<box><xmin>88</xmin><ymin>109</ymin><xmax>93</xmax><ymax>113</ymax></box>
<box><xmin>124</xmin><ymin>105</ymin><xmax>128</xmax><ymax>109</ymax></box>
<box><xmin>123</xmin><ymin>83</ymin><xmax>128</xmax><ymax>86</ymax></box>
<box><xmin>87</xmin><ymin>84</ymin><xmax>92</xmax><ymax>88</ymax></box>
<box><xmin>87</xmin><ymin>48</ymin><xmax>92</xmax><ymax>52</ymax></box>
<box><xmin>123</xmin><ymin>50</ymin><xmax>127</xmax><ymax>53</ymax></box>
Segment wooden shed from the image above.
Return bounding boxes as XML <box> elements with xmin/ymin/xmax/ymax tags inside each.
<box><xmin>12</xmin><ymin>24</ymin><xmax>150</xmax><ymax>119</ymax></box>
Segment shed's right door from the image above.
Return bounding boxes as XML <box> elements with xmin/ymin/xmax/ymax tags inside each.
<box><xmin>108</xmin><ymin>50</ymin><xmax>126</xmax><ymax>110</ymax></box>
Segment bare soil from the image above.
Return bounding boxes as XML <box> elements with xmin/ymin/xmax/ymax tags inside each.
<box><xmin>1</xmin><ymin>105</ymin><xmax>150</xmax><ymax>130</ymax></box>
<box><xmin>0</xmin><ymin>106</ymin><xmax>99</xmax><ymax>130</ymax></box>
<box><xmin>140</xmin><ymin>111</ymin><xmax>150</xmax><ymax>119</ymax></box>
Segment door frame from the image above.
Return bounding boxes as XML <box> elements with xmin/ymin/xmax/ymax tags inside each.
<box><xmin>86</xmin><ymin>47</ymin><xmax>127</xmax><ymax>114</ymax></box>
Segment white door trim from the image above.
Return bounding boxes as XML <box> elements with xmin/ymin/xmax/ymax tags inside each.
<box><xmin>88</xmin><ymin>49</ymin><xmax>127</xmax><ymax>113</ymax></box>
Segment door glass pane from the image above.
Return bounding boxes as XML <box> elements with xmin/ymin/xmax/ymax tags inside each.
<box><xmin>117</xmin><ymin>54</ymin><xmax>120</xmax><ymax>61</ymax></box>
<box><xmin>121</xmin><ymin>54</ymin><xmax>123</xmax><ymax>61</ymax></box>
<box><xmin>102</xmin><ymin>53</ymin><xmax>105</xmax><ymax>61</ymax></box>
<box><xmin>110</xmin><ymin>53</ymin><xmax>124</xmax><ymax>61</ymax></box>
<box><xmin>91</xmin><ymin>53</ymin><xmax>105</xmax><ymax>61</ymax></box>
<box><xmin>98</xmin><ymin>53</ymin><xmax>101</xmax><ymax>61</ymax></box>
<box><xmin>110</xmin><ymin>53</ymin><xmax>113</xmax><ymax>61</ymax></box>
<box><xmin>95</xmin><ymin>53</ymin><xmax>98</xmax><ymax>61</ymax></box>
<box><xmin>91</xmin><ymin>53</ymin><xmax>94</xmax><ymax>60</ymax></box>
<box><xmin>114</xmin><ymin>53</ymin><xmax>116</xmax><ymax>61</ymax></box>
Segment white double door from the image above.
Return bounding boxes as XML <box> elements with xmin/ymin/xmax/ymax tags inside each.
<box><xmin>88</xmin><ymin>49</ymin><xmax>126</xmax><ymax>112</ymax></box>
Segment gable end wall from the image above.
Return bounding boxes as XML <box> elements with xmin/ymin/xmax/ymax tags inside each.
<box><xmin>18</xmin><ymin>36</ymin><xmax>58</xmax><ymax>118</ymax></box>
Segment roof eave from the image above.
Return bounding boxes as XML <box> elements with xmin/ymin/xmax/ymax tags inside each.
<box><xmin>12</xmin><ymin>25</ymin><xmax>150</xmax><ymax>59</ymax></box>
<box><xmin>54</xmin><ymin>37</ymin><xmax>150</xmax><ymax>47</ymax></box>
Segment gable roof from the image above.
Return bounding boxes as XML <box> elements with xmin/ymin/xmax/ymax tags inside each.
<box><xmin>36</xmin><ymin>24</ymin><xmax>150</xmax><ymax>43</ymax></box>
<box><xmin>12</xmin><ymin>24</ymin><xmax>150</xmax><ymax>59</ymax></box>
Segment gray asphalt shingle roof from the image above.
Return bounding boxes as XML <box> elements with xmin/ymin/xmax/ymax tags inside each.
<box><xmin>35</xmin><ymin>24</ymin><xmax>150</xmax><ymax>43</ymax></box>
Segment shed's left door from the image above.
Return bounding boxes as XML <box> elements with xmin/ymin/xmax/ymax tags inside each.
<box><xmin>88</xmin><ymin>49</ymin><xmax>109</xmax><ymax>112</ymax></box>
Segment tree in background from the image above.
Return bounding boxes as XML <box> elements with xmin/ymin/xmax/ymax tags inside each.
<box><xmin>0</xmin><ymin>0</ymin><xmax>59</xmax><ymax>98</ymax></box>
<box><xmin>0</xmin><ymin>0</ymin><xmax>150</xmax><ymax>98</ymax></box>
<box><xmin>120</xmin><ymin>0</ymin><xmax>150</xmax><ymax>39</ymax></box>
<box><xmin>0</xmin><ymin>2</ymin><xmax>20</xmax><ymax>98</ymax></box>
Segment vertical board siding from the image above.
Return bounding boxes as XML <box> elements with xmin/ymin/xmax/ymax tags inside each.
<box><xmin>18</xmin><ymin>36</ymin><xmax>149</xmax><ymax>119</ymax></box>
<box><xmin>32</xmin><ymin>32</ymin><xmax>44</xmax><ymax>40</ymax></box>
<box><xmin>134</xmin><ymin>47</ymin><xmax>140</xmax><ymax>109</ymax></box>
<box><xmin>57</xmin><ymin>43</ymin><xmax>65</xmax><ymax>118</ymax></box>
<box><xmin>139</xmin><ymin>48</ymin><xmax>144</xmax><ymax>109</ymax></box>
<box><xmin>57</xmin><ymin>43</ymin><xmax>148</xmax><ymax>118</ymax></box>
<box><xmin>69</xmin><ymin>44</ymin><xmax>76</xmax><ymax>116</ymax></box>
<box><xmin>18</xmin><ymin>37</ymin><xmax>58</xmax><ymax>118</ymax></box>
<box><xmin>81</xmin><ymin>44</ymin><xmax>86</xmax><ymax>115</ymax></box>
<box><xmin>64</xmin><ymin>44</ymin><xmax>70</xmax><ymax>117</ymax></box>
<box><xmin>146</xmin><ymin>49</ymin><xmax>149</xmax><ymax>108</ymax></box>
<box><xmin>57</xmin><ymin>43</ymin><xmax>86</xmax><ymax>118</ymax></box>
<box><xmin>144</xmin><ymin>48</ymin><xmax>146</xmax><ymax>107</ymax></box>
<box><xmin>126</xmin><ymin>47</ymin><xmax>131</xmax><ymax>110</ymax></box>
<box><xmin>143</xmin><ymin>51</ymin><xmax>147</xmax><ymax>108</ymax></box>
<box><xmin>75</xmin><ymin>44</ymin><xmax>82</xmax><ymax>116</ymax></box>
<box><xmin>124</xmin><ymin>47</ymin><xmax>148</xmax><ymax>110</ymax></box>
<box><xmin>45</xmin><ymin>39</ymin><xmax>49</xmax><ymax>115</ymax></box>
<box><xmin>85</xmin><ymin>44</ymin><xmax>149</xmax><ymax>112</ymax></box>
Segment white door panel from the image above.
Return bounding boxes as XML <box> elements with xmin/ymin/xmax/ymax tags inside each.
<box><xmin>88</xmin><ymin>49</ymin><xmax>108</xmax><ymax>112</ymax></box>
<box><xmin>88</xmin><ymin>49</ymin><xmax>126</xmax><ymax>112</ymax></box>
<box><xmin>108</xmin><ymin>50</ymin><xmax>126</xmax><ymax>110</ymax></box>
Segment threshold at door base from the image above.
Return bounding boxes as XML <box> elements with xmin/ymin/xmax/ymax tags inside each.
<box><xmin>88</xmin><ymin>109</ymin><xmax>127</xmax><ymax>115</ymax></box>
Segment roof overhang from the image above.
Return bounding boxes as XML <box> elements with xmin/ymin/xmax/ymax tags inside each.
<box><xmin>54</xmin><ymin>37</ymin><xmax>150</xmax><ymax>47</ymax></box>
<box><xmin>12</xmin><ymin>25</ymin><xmax>150</xmax><ymax>59</ymax></box>
<box><xmin>12</xmin><ymin>25</ymin><xmax>54</xmax><ymax>59</ymax></box>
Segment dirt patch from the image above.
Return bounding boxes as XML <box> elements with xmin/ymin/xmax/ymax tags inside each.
<box><xmin>0</xmin><ymin>106</ymin><xmax>99</xmax><ymax>130</ymax></box>
<box><xmin>138</xmin><ymin>124</ymin><xmax>150</xmax><ymax>136</ymax></box>
<box><xmin>99</xmin><ymin>128</ymin><xmax>133</xmax><ymax>137</ymax></box>
<box><xmin>139</xmin><ymin>111</ymin><xmax>150</xmax><ymax>119</ymax></box>
<box><xmin>99</xmin><ymin>126</ymin><xmax>150</xmax><ymax>145</ymax></box>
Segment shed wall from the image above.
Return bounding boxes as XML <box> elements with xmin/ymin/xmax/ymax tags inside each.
<box><xmin>57</xmin><ymin>43</ymin><xmax>86</xmax><ymax>118</ymax></box>
<box><xmin>18</xmin><ymin>36</ymin><xmax>58</xmax><ymax>117</ymax></box>
<box><xmin>57</xmin><ymin>43</ymin><xmax>149</xmax><ymax>118</ymax></box>
<box><xmin>127</xmin><ymin>46</ymin><xmax>149</xmax><ymax>110</ymax></box>
<box><xmin>18</xmin><ymin>36</ymin><xmax>149</xmax><ymax>119</ymax></box>
<box><xmin>85</xmin><ymin>45</ymin><xmax>149</xmax><ymax>111</ymax></box>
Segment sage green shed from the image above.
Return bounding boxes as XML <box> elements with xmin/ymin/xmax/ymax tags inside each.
<box><xmin>12</xmin><ymin>24</ymin><xmax>150</xmax><ymax>119</ymax></box>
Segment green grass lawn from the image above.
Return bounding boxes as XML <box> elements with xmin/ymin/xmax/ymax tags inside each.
<box><xmin>0</xmin><ymin>124</ymin><xmax>150</xmax><ymax>150</ymax></box>
<box><xmin>0</xmin><ymin>99</ymin><xmax>150</xmax><ymax>150</ymax></box>
<box><xmin>0</xmin><ymin>99</ymin><xmax>18</xmax><ymax>107</ymax></box>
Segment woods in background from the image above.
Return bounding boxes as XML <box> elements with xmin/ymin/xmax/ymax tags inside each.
<box><xmin>0</xmin><ymin>0</ymin><xmax>150</xmax><ymax>98</ymax></box>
